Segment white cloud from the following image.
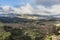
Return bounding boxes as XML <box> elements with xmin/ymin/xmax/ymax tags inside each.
<box><xmin>20</xmin><ymin>4</ymin><xmax>33</xmax><ymax>14</ymax></box>
<box><xmin>31</xmin><ymin>0</ymin><xmax>60</xmax><ymax>6</ymax></box>
<box><xmin>0</xmin><ymin>4</ymin><xmax>60</xmax><ymax>16</ymax></box>
<box><xmin>12</xmin><ymin>4</ymin><xmax>34</xmax><ymax>14</ymax></box>
<box><xmin>50</xmin><ymin>5</ymin><xmax>60</xmax><ymax>14</ymax></box>
<box><xmin>2</xmin><ymin>6</ymin><xmax>10</xmax><ymax>11</ymax></box>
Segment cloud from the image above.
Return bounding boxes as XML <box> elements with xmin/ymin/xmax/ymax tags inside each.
<box><xmin>0</xmin><ymin>6</ymin><xmax>12</xmax><ymax>14</ymax></box>
<box><xmin>2</xmin><ymin>6</ymin><xmax>10</xmax><ymax>11</ymax></box>
<box><xmin>12</xmin><ymin>4</ymin><xmax>34</xmax><ymax>14</ymax></box>
<box><xmin>0</xmin><ymin>4</ymin><xmax>60</xmax><ymax>16</ymax></box>
<box><xmin>12</xmin><ymin>4</ymin><xmax>60</xmax><ymax>15</ymax></box>
<box><xmin>31</xmin><ymin>0</ymin><xmax>60</xmax><ymax>6</ymax></box>
<box><xmin>34</xmin><ymin>5</ymin><xmax>60</xmax><ymax>15</ymax></box>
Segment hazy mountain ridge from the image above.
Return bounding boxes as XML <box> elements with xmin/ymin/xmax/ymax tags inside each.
<box><xmin>0</xmin><ymin>13</ymin><xmax>59</xmax><ymax>23</ymax></box>
<box><xmin>0</xmin><ymin>13</ymin><xmax>59</xmax><ymax>19</ymax></box>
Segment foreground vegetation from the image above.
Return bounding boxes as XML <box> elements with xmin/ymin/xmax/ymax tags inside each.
<box><xmin>0</xmin><ymin>21</ymin><xmax>60</xmax><ymax>40</ymax></box>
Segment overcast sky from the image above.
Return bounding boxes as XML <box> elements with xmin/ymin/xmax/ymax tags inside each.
<box><xmin>0</xmin><ymin>0</ymin><xmax>60</xmax><ymax>15</ymax></box>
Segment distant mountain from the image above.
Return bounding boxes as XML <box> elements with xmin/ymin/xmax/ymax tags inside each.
<box><xmin>0</xmin><ymin>13</ymin><xmax>60</xmax><ymax>23</ymax></box>
<box><xmin>0</xmin><ymin>17</ymin><xmax>34</xmax><ymax>23</ymax></box>
<box><xmin>24</xmin><ymin>14</ymin><xmax>55</xmax><ymax>19</ymax></box>
<box><xmin>0</xmin><ymin>13</ymin><xmax>57</xmax><ymax>19</ymax></box>
<box><xmin>0</xmin><ymin>13</ymin><xmax>21</xmax><ymax>17</ymax></box>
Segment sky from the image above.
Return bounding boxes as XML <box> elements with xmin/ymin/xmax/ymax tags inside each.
<box><xmin>0</xmin><ymin>0</ymin><xmax>30</xmax><ymax>6</ymax></box>
<box><xmin>0</xmin><ymin>0</ymin><xmax>60</xmax><ymax>15</ymax></box>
